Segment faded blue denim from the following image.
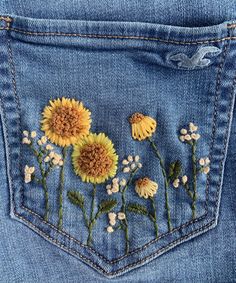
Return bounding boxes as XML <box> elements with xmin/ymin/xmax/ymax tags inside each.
<box><xmin>0</xmin><ymin>1</ymin><xmax>236</xmax><ymax>282</ymax></box>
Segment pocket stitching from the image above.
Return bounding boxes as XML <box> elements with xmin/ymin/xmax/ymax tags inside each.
<box><xmin>2</xmin><ymin>25</ymin><xmax>234</xmax><ymax>275</ymax></box>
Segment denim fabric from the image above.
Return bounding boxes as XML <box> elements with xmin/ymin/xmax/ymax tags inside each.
<box><xmin>0</xmin><ymin>2</ymin><xmax>236</xmax><ymax>282</ymax></box>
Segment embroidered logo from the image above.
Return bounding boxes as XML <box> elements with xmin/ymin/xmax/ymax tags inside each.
<box><xmin>168</xmin><ymin>46</ymin><xmax>221</xmax><ymax>69</ymax></box>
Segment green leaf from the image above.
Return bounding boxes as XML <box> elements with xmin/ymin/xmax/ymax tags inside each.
<box><xmin>168</xmin><ymin>160</ymin><xmax>182</xmax><ymax>181</ymax></box>
<box><xmin>99</xmin><ymin>199</ymin><xmax>117</xmax><ymax>214</ymax></box>
<box><xmin>67</xmin><ymin>191</ymin><xmax>84</xmax><ymax>209</ymax></box>
<box><xmin>127</xmin><ymin>203</ymin><xmax>148</xmax><ymax>215</ymax></box>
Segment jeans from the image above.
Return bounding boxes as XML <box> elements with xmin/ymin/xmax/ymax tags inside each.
<box><xmin>0</xmin><ymin>1</ymin><xmax>235</xmax><ymax>282</ymax></box>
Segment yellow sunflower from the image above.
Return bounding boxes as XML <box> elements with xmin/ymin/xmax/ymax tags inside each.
<box><xmin>72</xmin><ymin>133</ymin><xmax>118</xmax><ymax>184</ymax></box>
<box><xmin>135</xmin><ymin>177</ymin><xmax>158</xmax><ymax>199</ymax></box>
<box><xmin>129</xmin><ymin>113</ymin><xmax>157</xmax><ymax>141</ymax></box>
<box><xmin>41</xmin><ymin>97</ymin><xmax>91</xmax><ymax>147</ymax></box>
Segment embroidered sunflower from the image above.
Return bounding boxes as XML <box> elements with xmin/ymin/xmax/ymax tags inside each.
<box><xmin>135</xmin><ymin>177</ymin><xmax>158</xmax><ymax>199</ymax></box>
<box><xmin>72</xmin><ymin>133</ymin><xmax>118</xmax><ymax>184</ymax></box>
<box><xmin>129</xmin><ymin>113</ymin><xmax>157</xmax><ymax>141</ymax></box>
<box><xmin>41</xmin><ymin>97</ymin><xmax>91</xmax><ymax>147</ymax></box>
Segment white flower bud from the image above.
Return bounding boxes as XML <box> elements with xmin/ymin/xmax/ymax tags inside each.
<box><xmin>123</xmin><ymin>167</ymin><xmax>130</xmax><ymax>173</ymax></box>
<box><xmin>107</xmin><ymin>226</ymin><xmax>114</xmax><ymax>233</ymax></box>
<box><xmin>184</xmin><ymin>134</ymin><xmax>192</xmax><ymax>141</ymax></box>
<box><xmin>199</xmin><ymin>158</ymin><xmax>205</xmax><ymax>166</ymax></box>
<box><xmin>120</xmin><ymin>179</ymin><xmax>127</xmax><ymax>186</ymax></box>
<box><xmin>122</xmin><ymin>159</ymin><xmax>129</xmax><ymax>165</ymax></box>
<box><xmin>108</xmin><ymin>212</ymin><xmax>116</xmax><ymax>220</ymax></box>
<box><xmin>203</xmin><ymin>166</ymin><xmax>210</xmax><ymax>174</ymax></box>
<box><xmin>182</xmin><ymin>175</ymin><xmax>188</xmax><ymax>185</ymax></box>
<box><xmin>118</xmin><ymin>212</ymin><xmax>126</xmax><ymax>220</ymax></box>
<box><xmin>23</xmin><ymin>130</ymin><xmax>29</xmax><ymax>137</ymax></box>
<box><xmin>127</xmin><ymin>155</ymin><xmax>133</xmax><ymax>162</ymax></box>
<box><xmin>180</xmin><ymin>128</ymin><xmax>187</xmax><ymax>135</ymax></box>
<box><xmin>30</xmin><ymin>131</ymin><xmax>37</xmax><ymax>138</ymax></box>
<box><xmin>134</xmin><ymin>155</ymin><xmax>140</xmax><ymax>162</ymax></box>
<box><xmin>109</xmin><ymin>219</ymin><xmax>116</xmax><ymax>226</ymax></box>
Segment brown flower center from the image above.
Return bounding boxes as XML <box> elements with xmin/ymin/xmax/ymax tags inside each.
<box><xmin>50</xmin><ymin>106</ymin><xmax>83</xmax><ymax>137</ymax></box>
<box><xmin>77</xmin><ymin>143</ymin><xmax>113</xmax><ymax>177</ymax></box>
<box><xmin>136</xmin><ymin>177</ymin><xmax>150</xmax><ymax>187</ymax></box>
<box><xmin>129</xmin><ymin>113</ymin><xmax>145</xmax><ymax>124</ymax></box>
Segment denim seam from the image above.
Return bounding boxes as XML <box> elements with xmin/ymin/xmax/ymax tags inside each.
<box><xmin>13</xmin><ymin>210</ymin><xmax>215</xmax><ymax>276</ymax></box>
<box><xmin>21</xmin><ymin>204</ymin><xmax>207</xmax><ymax>264</ymax></box>
<box><xmin>205</xmin><ymin>38</ymin><xmax>230</xmax><ymax>211</ymax></box>
<box><xmin>0</xmin><ymin>26</ymin><xmax>236</xmax><ymax>45</ymax></box>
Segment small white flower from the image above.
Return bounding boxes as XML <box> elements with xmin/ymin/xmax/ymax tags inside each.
<box><xmin>52</xmin><ymin>158</ymin><xmax>59</xmax><ymax>165</ymax></box>
<box><xmin>108</xmin><ymin>212</ymin><xmax>116</xmax><ymax>220</ymax></box>
<box><xmin>203</xmin><ymin>166</ymin><xmax>210</xmax><ymax>174</ymax></box>
<box><xmin>22</xmin><ymin>137</ymin><xmax>31</xmax><ymax>144</ymax></box>
<box><xmin>24</xmin><ymin>165</ymin><xmax>35</xmax><ymax>174</ymax></box>
<box><xmin>173</xmin><ymin>178</ymin><xmax>180</xmax><ymax>188</ymax></box>
<box><xmin>107</xmin><ymin>226</ymin><xmax>114</xmax><ymax>233</ymax></box>
<box><xmin>137</xmin><ymin>163</ymin><xmax>142</xmax><ymax>169</ymax></box>
<box><xmin>205</xmin><ymin>157</ymin><xmax>210</xmax><ymax>165</ymax></box>
<box><xmin>44</xmin><ymin>156</ymin><xmax>50</xmax><ymax>163</ymax></box>
<box><xmin>120</xmin><ymin>179</ymin><xmax>127</xmax><ymax>186</ymax></box>
<box><xmin>130</xmin><ymin>163</ymin><xmax>136</xmax><ymax>170</ymax></box>
<box><xmin>58</xmin><ymin>160</ymin><xmax>64</xmax><ymax>166</ymax></box>
<box><xmin>134</xmin><ymin>155</ymin><xmax>140</xmax><ymax>162</ymax></box>
<box><xmin>184</xmin><ymin>134</ymin><xmax>192</xmax><ymax>141</ymax></box>
<box><xmin>112</xmin><ymin>178</ymin><xmax>119</xmax><ymax>184</ymax></box>
<box><xmin>179</xmin><ymin>135</ymin><xmax>186</xmax><ymax>142</ymax></box>
<box><xmin>109</xmin><ymin>219</ymin><xmax>116</xmax><ymax>226</ymax></box>
<box><xmin>191</xmin><ymin>133</ymin><xmax>200</xmax><ymax>140</ymax></box>
<box><xmin>118</xmin><ymin>212</ymin><xmax>126</xmax><ymax>220</ymax></box>
<box><xmin>111</xmin><ymin>186</ymin><xmax>119</xmax><ymax>193</ymax></box>
<box><xmin>30</xmin><ymin>131</ymin><xmax>37</xmax><ymax>138</ymax></box>
<box><xmin>127</xmin><ymin>155</ymin><xmax>133</xmax><ymax>162</ymax></box>
<box><xmin>41</xmin><ymin>136</ymin><xmax>47</xmax><ymax>144</ymax></box>
<box><xmin>106</xmin><ymin>184</ymin><xmax>112</xmax><ymax>190</ymax></box>
<box><xmin>122</xmin><ymin>159</ymin><xmax>129</xmax><ymax>165</ymax></box>
<box><xmin>180</xmin><ymin>128</ymin><xmax>187</xmax><ymax>135</ymax></box>
<box><xmin>23</xmin><ymin>130</ymin><xmax>29</xmax><ymax>137</ymax></box>
<box><xmin>37</xmin><ymin>140</ymin><xmax>42</xmax><ymax>146</ymax></box>
<box><xmin>49</xmin><ymin>151</ymin><xmax>55</xmax><ymax>159</ymax></box>
<box><xmin>189</xmin><ymin>122</ymin><xmax>198</xmax><ymax>133</ymax></box>
<box><xmin>182</xmin><ymin>175</ymin><xmax>188</xmax><ymax>185</ymax></box>
<box><xmin>46</xmin><ymin>144</ymin><xmax>54</xmax><ymax>151</ymax></box>
<box><xmin>107</xmin><ymin>189</ymin><xmax>112</xmax><ymax>195</ymax></box>
<box><xmin>123</xmin><ymin>167</ymin><xmax>130</xmax><ymax>173</ymax></box>
<box><xmin>24</xmin><ymin>173</ymin><xmax>32</xmax><ymax>183</ymax></box>
<box><xmin>53</xmin><ymin>153</ymin><xmax>62</xmax><ymax>161</ymax></box>
<box><xmin>199</xmin><ymin>158</ymin><xmax>205</xmax><ymax>166</ymax></box>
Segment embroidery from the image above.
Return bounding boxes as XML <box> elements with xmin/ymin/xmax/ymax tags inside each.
<box><xmin>68</xmin><ymin>132</ymin><xmax>118</xmax><ymax>246</ymax></box>
<box><xmin>22</xmin><ymin>99</ymin><xmax>210</xmax><ymax>253</ymax></box>
<box><xmin>168</xmin><ymin>46</ymin><xmax>221</xmax><ymax>69</ymax></box>
<box><xmin>105</xmin><ymin>156</ymin><xmax>143</xmax><ymax>253</ymax></box>
<box><xmin>22</xmin><ymin>131</ymin><xmax>64</xmax><ymax>221</ymax></box>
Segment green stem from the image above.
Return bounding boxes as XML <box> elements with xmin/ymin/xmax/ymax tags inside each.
<box><xmin>149</xmin><ymin>138</ymin><xmax>172</xmax><ymax>231</ymax></box>
<box><xmin>58</xmin><ymin>146</ymin><xmax>68</xmax><ymax>229</ymax></box>
<box><xmin>183</xmin><ymin>182</ymin><xmax>193</xmax><ymax>200</ymax></box>
<box><xmin>87</xmin><ymin>184</ymin><xmax>97</xmax><ymax>246</ymax></box>
<box><xmin>36</xmin><ymin>149</ymin><xmax>49</xmax><ymax>221</ymax></box>
<box><xmin>150</xmin><ymin>197</ymin><xmax>158</xmax><ymax>238</ymax></box>
<box><xmin>121</xmin><ymin>168</ymin><xmax>138</xmax><ymax>254</ymax></box>
<box><xmin>191</xmin><ymin>141</ymin><xmax>197</xmax><ymax>219</ymax></box>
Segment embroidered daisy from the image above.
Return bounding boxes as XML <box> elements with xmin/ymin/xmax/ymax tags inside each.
<box><xmin>72</xmin><ymin>133</ymin><xmax>118</xmax><ymax>184</ymax></box>
<box><xmin>135</xmin><ymin>177</ymin><xmax>158</xmax><ymax>199</ymax></box>
<box><xmin>129</xmin><ymin>113</ymin><xmax>157</xmax><ymax>141</ymax></box>
<box><xmin>41</xmin><ymin>97</ymin><xmax>91</xmax><ymax>147</ymax></box>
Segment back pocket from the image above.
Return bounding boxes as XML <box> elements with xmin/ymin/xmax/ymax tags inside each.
<box><xmin>0</xmin><ymin>15</ymin><xmax>236</xmax><ymax>278</ymax></box>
